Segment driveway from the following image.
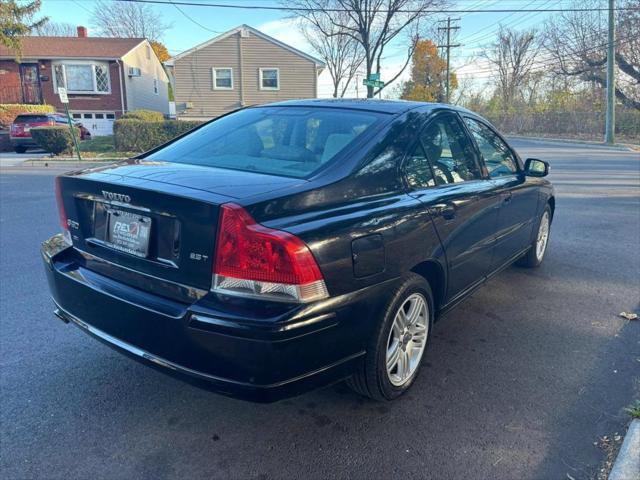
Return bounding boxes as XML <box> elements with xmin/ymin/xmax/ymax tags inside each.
<box><xmin>1</xmin><ymin>138</ymin><xmax>638</xmax><ymax>479</ymax></box>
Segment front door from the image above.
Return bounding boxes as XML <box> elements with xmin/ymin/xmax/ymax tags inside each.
<box><xmin>463</xmin><ymin>117</ymin><xmax>538</xmax><ymax>268</ymax></box>
<box><xmin>405</xmin><ymin>113</ymin><xmax>501</xmax><ymax>301</ymax></box>
<box><xmin>19</xmin><ymin>64</ymin><xmax>42</xmax><ymax>104</ymax></box>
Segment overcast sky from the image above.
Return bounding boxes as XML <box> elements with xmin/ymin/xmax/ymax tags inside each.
<box><xmin>39</xmin><ymin>0</ymin><xmax>586</xmax><ymax>98</ymax></box>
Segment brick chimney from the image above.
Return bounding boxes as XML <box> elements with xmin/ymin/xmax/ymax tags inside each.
<box><xmin>77</xmin><ymin>26</ymin><xmax>88</xmax><ymax>38</ymax></box>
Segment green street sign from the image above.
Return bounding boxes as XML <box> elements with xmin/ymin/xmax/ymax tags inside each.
<box><xmin>368</xmin><ymin>73</ymin><xmax>380</xmax><ymax>81</ymax></box>
<box><xmin>363</xmin><ymin>79</ymin><xmax>384</xmax><ymax>88</ymax></box>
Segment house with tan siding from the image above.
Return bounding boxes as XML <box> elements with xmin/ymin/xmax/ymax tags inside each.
<box><xmin>165</xmin><ymin>25</ymin><xmax>325</xmax><ymax>120</ymax></box>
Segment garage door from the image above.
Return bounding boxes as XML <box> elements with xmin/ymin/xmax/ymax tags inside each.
<box><xmin>71</xmin><ymin>112</ymin><xmax>115</xmax><ymax>136</ymax></box>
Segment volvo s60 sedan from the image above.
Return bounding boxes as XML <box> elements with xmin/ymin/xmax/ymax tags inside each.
<box><xmin>42</xmin><ymin>100</ymin><xmax>554</xmax><ymax>402</ymax></box>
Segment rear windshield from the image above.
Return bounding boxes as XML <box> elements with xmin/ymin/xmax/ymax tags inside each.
<box><xmin>14</xmin><ymin>115</ymin><xmax>50</xmax><ymax>123</ymax></box>
<box><xmin>146</xmin><ymin>107</ymin><xmax>384</xmax><ymax>178</ymax></box>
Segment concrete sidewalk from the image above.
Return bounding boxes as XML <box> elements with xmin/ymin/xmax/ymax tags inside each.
<box><xmin>609</xmin><ymin>420</ymin><xmax>640</xmax><ymax>480</ymax></box>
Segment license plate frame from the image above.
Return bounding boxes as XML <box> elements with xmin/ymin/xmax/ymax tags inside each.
<box><xmin>105</xmin><ymin>209</ymin><xmax>152</xmax><ymax>258</ymax></box>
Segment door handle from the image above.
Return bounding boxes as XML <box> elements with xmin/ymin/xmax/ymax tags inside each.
<box><xmin>502</xmin><ymin>191</ymin><xmax>513</xmax><ymax>204</ymax></box>
<box><xmin>429</xmin><ymin>203</ymin><xmax>456</xmax><ymax>220</ymax></box>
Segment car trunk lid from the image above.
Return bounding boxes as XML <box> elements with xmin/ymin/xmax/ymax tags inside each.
<box><xmin>57</xmin><ymin>161</ymin><xmax>306</xmax><ymax>297</ymax></box>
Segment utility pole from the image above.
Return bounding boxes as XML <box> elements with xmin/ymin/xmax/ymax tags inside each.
<box><xmin>438</xmin><ymin>17</ymin><xmax>460</xmax><ymax>103</ymax></box>
<box><xmin>605</xmin><ymin>0</ymin><xmax>615</xmax><ymax>144</ymax></box>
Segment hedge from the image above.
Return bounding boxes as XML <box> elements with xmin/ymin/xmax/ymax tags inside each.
<box><xmin>114</xmin><ymin>119</ymin><xmax>203</xmax><ymax>152</ymax></box>
<box><xmin>31</xmin><ymin>126</ymin><xmax>80</xmax><ymax>155</ymax></box>
<box><xmin>121</xmin><ymin>109</ymin><xmax>165</xmax><ymax>122</ymax></box>
<box><xmin>0</xmin><ymin>104</ymin><xmax>55</xmax><ymax>129</ymax></box>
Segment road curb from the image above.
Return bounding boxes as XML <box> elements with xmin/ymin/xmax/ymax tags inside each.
<box><xmin>506</xmin><ymin>135</ymin><xmax>639</xmax><ymax>151</ymax></box>
<box><xmin>609</xmin><ymin>419</ymin><xmax>640</xmax><ymax>480</ymax></box>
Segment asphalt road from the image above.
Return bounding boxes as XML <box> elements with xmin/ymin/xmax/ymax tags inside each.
<box><xmin>1</xmin><ymin>138</ymin><xmax>639</xmax><ymax>480</ymax></box>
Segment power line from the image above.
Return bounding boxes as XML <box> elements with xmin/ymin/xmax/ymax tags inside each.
<box><xmin>113</xmin><ymin>0</ymin><xmax>640</xmax><ymax>14</ymax></box>
<box><xmin>459</xmin><ymin>0</ymin><xmax>555</xmax><ymax>45</ymax></box>
<box><xmin>454</xmin><ymin>32</ymin><xmax>636</xmax><ymax>79</ymax></box>
<box><xmin>458</xmin><ymin>0</ymin><xmax>541</xmax><ymax>43</ymax></box>
<box><xmin>167</xmin><ymin>0</ymin><xmax>223</xmax><ymax>33</ymax></box>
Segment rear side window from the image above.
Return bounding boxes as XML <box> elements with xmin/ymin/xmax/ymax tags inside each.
<box><xmin>405</xmin><ymin>143</ymin><xmax>435</xmax><ymax>188</ymax></box>
<box><xmin>147</xmin><ymin>107</ymin><xmax>384</xmax><ymax>178</ymax></box>
<box><xmin>420</xmin><ymin>115</ymin><xmax>482</xmax><ymax>185</ymax></box>
<box><xmin>14</xmin><ymin>115</ymin><xmax>49</xmax><ymax>123</ymax></box>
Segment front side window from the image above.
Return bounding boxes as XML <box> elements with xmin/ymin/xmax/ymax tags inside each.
<box><xmin>213</xmin><ymin>68</ymin><xmax>233</xmax><ymax>90</ymax></box>
<box><xmin>147</xmin><ymin>107</ymin><xmax>384</xmax><ymax>178</ymax></box>
<box><xmin>260</xmin><ymin>68</ymin><xmax>279</xmax><ymax>90</ymax></box>
<box><xmin>53</xmin><ymin>62</ymin><xmax>111</xmax><ymax>94</ymax></box>
<box><xmin>464</xmin><ymin>117</ymin><xmax>518</xmax><ymax>178</ymax></box>
<box><xmin>420</xmin><ymin>115</ymin><xmax>482</xmax><ymax>185</ymax></box>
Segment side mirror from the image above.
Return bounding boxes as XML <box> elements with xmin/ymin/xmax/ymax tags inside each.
<box><xmin>524</xmin><ymin>158</ymin><xmax>550</xmax><ymax>177</ymax></box>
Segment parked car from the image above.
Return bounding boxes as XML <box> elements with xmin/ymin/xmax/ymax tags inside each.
<box><xmin>42</xmin><ymin>100</ymin><xmax>554</xmax><ymax>402</ymax></box>
<box><xmin>10</xmin><ymin>113</ymin><xmax>90</xmax><ymax>153</ymax></box>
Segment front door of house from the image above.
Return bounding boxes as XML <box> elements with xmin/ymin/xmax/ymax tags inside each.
<box><xmin>19</xmin><ymin>64</ymin><xmax>42</xmax><ymax>104</ymax></box>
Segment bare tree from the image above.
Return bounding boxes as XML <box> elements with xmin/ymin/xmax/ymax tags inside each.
<box><xmin>90</xmin><ymin>0</ymin><xmax>171</xmax><ymax>41</ymax></box>
<box><xmin>300</xmin><ymin>15</ymin><xmax>364</xmax><ymax>97</ymax></box>
<box><xmin>286</xmin><ymin>0</ymin><xmax>444</xmax><ymax>98</ymax></box>
<box><xmin>31</xmin><ymin>21</ymin><xmax>76</xmax><ymax>36</ymax></box>
<box><xmin>482</xmin><ymin>26</ymin><xmax>539</xmax><ymax>109</ymax></box>
<box><xmin>543</xmin><ymin>0</ymin><xmax>640</xmax><ymax>109</ymax></box>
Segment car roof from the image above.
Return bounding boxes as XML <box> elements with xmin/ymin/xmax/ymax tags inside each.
<box><xmin>258</xmin><ymin>98</ymin><xmax>473</xmax><ymax>115</ymax></box>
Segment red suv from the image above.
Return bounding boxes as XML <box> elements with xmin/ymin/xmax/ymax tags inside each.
<box><xmin>9</xmin><ymin>113</ymin><xmax>91</xmax><ymax>153</ymax></box>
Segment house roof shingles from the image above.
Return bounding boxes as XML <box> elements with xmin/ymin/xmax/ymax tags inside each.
<box><xmin>0</xmin><ymin>36</ymin><xmax>145</xmax><ymax>59</ymax></box>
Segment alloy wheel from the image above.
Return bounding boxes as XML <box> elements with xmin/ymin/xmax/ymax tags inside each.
<box><xmin>386</xmin><ymin>293</ymin><xmax>429</xmax><ymax>387</ymax></box>
<box><xmin>536</xmin><ymin>211</ymin><xmax>550</xmax><ymax>261</ymax></box>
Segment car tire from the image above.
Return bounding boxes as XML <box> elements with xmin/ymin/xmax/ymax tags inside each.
<box><xmin>517</xmin><ymin>204</ymin><xmax>552</xmax><ymax>268</ymax></box>
<box><xmin>14</xmin><ymin>146</ymin><xmax>27</xmax><ymax>154</ymax></box>
<box><xmin>347</xmin><ymin>273</ymin><xmax>434</xmax><ymax>401</ymax></box>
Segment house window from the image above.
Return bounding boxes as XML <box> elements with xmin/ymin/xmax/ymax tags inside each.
<box><xmin>146</xmin><ymin>45</ymin><xmax>151</xmax><ymax>60</ymax></box>
<box><xmin>153</xmin><ymin>78</ymin><xmax>159</xmax><ymax>95</ymax></box>
<box><xmin>53</xmin><ymin>62</ymin><xmax>111</xmax><ymax>94</ymax></box>
<box><xmin>212</xmin><ymin>68</ymin><xmax>233</xmax><ymax>90</ymax></box>
<box><xmin>259</xmin><ymin>68</ymin><xmax>279</xmax><ymax>90</ymax></box>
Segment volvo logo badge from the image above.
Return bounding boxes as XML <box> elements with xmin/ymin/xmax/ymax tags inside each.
<box><xmin>102</xmin><ymin>190</ymin><xmax>131</xmax><ymax>203</ymax></box>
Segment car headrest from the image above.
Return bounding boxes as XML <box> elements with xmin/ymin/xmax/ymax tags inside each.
<box><xmin>321</xmin><ymin>133</ymin><xmax>355</xmax><ymax>162</ymax></box>
<box><xmin>423</xmin><ymin>140</ymin><xmax>442</xmax><ymax>162</ymax></box>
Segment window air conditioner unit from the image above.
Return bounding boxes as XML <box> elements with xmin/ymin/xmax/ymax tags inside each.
<box><xmin>128</xmin><ymin>67</ymin><xmax>142</xmax><ymax>77</ymax></box>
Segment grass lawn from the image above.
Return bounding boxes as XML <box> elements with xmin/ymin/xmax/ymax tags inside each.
<box><xmin>79</xmin><ymin>135</ymin><xmax>134</xmax><ymax>159</ymax></box>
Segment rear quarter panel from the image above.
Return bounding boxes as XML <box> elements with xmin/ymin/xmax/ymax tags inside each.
<box><xmin>243</xmin><ymin>110</ymin><xmax>446</xmax><ymax>299</ymax></box>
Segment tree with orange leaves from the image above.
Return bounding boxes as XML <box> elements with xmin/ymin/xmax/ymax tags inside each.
<box><xmin>402</xmin><ymin>39</ymin><xmax>457</xmax><ymax>103</ymax></box>
<box><xmin>150</xmin><ymin>41</ymin><xmax>170</xmax><ymax>63</ymax></box>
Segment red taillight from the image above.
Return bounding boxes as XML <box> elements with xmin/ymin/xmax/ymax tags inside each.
<box><xmin>55</xmin><ymin>177</ymin><xmax>71</xmax><ymax>243</ymax></box>
<box><xmin>212</xmin><ymin>203</ymin><xmax>328</xmax><ymax>303</ymax></box>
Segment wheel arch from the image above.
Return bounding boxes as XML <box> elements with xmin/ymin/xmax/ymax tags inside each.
<box><xmin>548</xmin><ymin>195</ymin><xmax>555</xmax><ymax>221</ymax></box>
<box><xmin>410</xmin><ymin>260</ymin><xmax>446</xmax><ymax>317</ymax></box>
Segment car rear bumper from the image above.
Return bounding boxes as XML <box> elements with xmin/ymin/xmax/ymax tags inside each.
<box><xmin>42</xmin><ymin>234</ymin><xmax>392</xmax><ymax>402</ymax></box>
<box><xmin>10</xmin><ymin>137</ymin><xmax>37</xmax><ymax>147</ymax></box>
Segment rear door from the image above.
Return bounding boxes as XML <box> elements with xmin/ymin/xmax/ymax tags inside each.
<box><xmin>463</xmin><ymin>117</ymin><xmax>538</xmax><ymax>269</ymax></box>
<box><xmin>405</xmin><ymin>112</ymin><xmax>501</xmax><ymax>301</ymax></box>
